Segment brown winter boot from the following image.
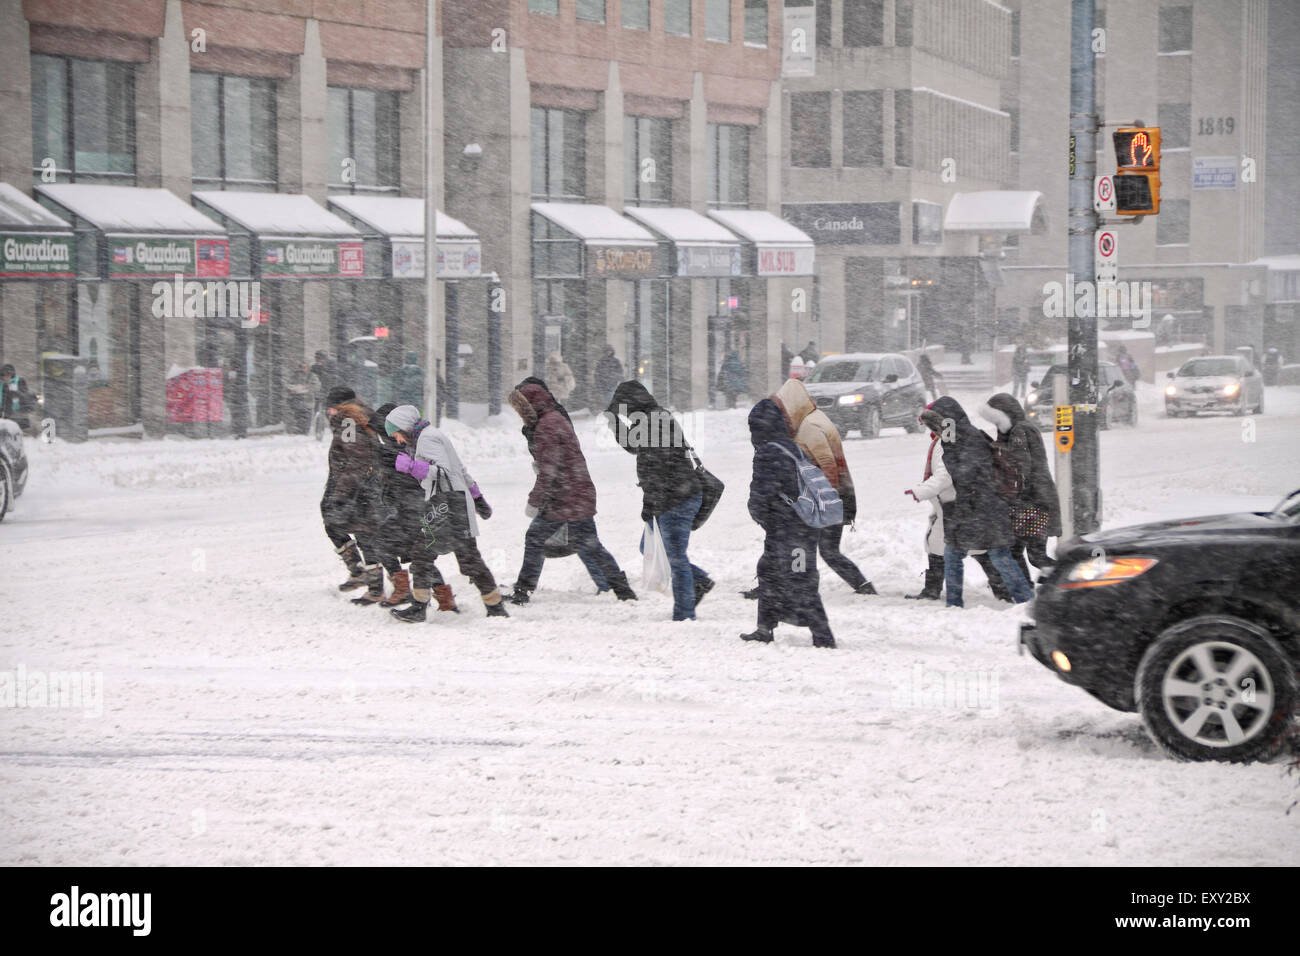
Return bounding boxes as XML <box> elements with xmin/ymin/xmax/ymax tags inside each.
<box><xmin>433</xmin><ymin>584</ymin><xmax>460</xmax><ymax>613</ymax></box>
<box><xmin>380</xmin><ymin>570</ymin><xmax>411</xmax><ymax>608</ymax></box>
<box><xmin>350</xmin><ymin>565</ymin><xmax>386</xmax><ymax>605</ymax></box>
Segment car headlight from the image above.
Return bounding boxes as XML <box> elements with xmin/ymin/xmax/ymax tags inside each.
<box><xmin>837</xmin><ymin>394</ymin><xmax>864</xmax><ymax>405</ymax></box>
<box><xmin>1059</xmin><ymin>555</ymin><xmax>1159</xmax><ymax>589</ymax></box>
<box><xmin>1026</xmin><ymin>391</ymin><xmax>1038</xmax><ymax>405</ymax></box>
<box><xmin>1222</xmin><ymin>383</ymin><xmax>1239</xmax><ymax>396</ymax></box>
<box><xmin>1165</xmin><ymin>385</ymin><xmax>1177</xmax><ymax>396</ymax></box>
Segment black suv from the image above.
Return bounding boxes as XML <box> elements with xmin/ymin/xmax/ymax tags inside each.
<box><xmin>1020</xmin><ymin>490</ymin><xmax>1300</xmax><ymax>762</ymax></box>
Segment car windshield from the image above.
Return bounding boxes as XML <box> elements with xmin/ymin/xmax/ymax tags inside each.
<box><xmin>1273</xmin><ymin>489</ymin><xmax>1300</xmax><ymax>520</ymax></box>
<box><xmin>1038</xmin><ymin>365</ymin><xmax>1069</xmax><ymax>387</ymax></box>
<box><xmin>1179</xmin><ymin>359</ymin><xmax>1238</xmax><ymax>377</ymax></box>
<box><xmin>807</xmin><ymin>360</ymin><xmax>877</xmax><ymax>384</ymax></box>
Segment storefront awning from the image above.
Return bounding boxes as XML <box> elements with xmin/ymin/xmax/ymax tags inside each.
<box><xmin>943</xmin><ymin>190</ymin><xmax>1046</xmax><ymax>234</ymax></box>
<box><xmin>327</xmin><ymin>195</ymin><xmax>482</xmax><ymax>279</ymax></box>
<box><xmin>36</xmin><ymin>183</ymin><xmax>229</xmax><ymax>279</ymax></box>
<box><xmin>624</xmin><ymin>207</ymin><xmax>742</xmax><ymax>278</ymax></box>
<box><xmin>0</xmin><ymin>183</ymin><xmax>76</xmax><ymax>278</ymax></box>
<box><xmin>192</xmin><ymin>191</ymin><xmax>363</xmax><ymax>278</ymax></box>
<box><xmin>706</xmin><ymin>209</ymin><xmax>815</xmax><ymax>276</ymax></box>
<box><xmin>531</xmin><ymin>202</ymin><xmax>658</xmax><ymax>279</ymax></box>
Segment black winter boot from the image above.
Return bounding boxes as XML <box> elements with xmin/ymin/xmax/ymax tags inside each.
<box><xmin>391</xmin><ymin>588</ymin><xmax>431</xmax><ymax>623</ymax></box>
<box><xmin>905</xmin><ymin>555</ymin><xmax>944</xmax><ymax>600</ymax></box>
<box><xmin>485</xmin><ymin>602</ymin><xmax>509</xmax><ymax>618</ymax></box>
<box><xmin>608</xmin><ymin>571</ymin><xmax>637</xmax><ymax>602</ymax></box>
<box><xmin>693</xmin><ymin>575</ymin><xmax>715</xmax><ymax>608</ymax></box>
<box><xmin>855</xmin><ymin>581</ymin><xmax>878</xmax><ymax>595</ymax></box>
<box><xmin>508</xmin><ymin>585</ymin><xmax>531</xmax><ymax>606</ymax></box>
<box><xmin>740</xmin><ymin>626</ymin><xmax>774</xmax><ymax>643</ymax></box>
<box><xmin>812</xmin><ymin>630</ymin><xmax>837</xmax><ymax>649</ymax></box>
<box><xmin>336</xmin><ymin>541</ymin><xmax>366</xmax><ymax>590</ymax></box>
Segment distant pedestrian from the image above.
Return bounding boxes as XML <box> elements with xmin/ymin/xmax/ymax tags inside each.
<box><xmin>717</xmin><ymin>349</ymin><xmax>747</xmax><ymax>408</ymax></box>
<box><xmin>1114</xmin><ymin>344</ymin><xmax>1140</xmax><ymax>386</ymax></box>
<box><xmin>1011</xmin><ymin>345</ymin><xmax>1029</xmax><ymax>400</ymax></box>
<box><xmin>545</xmin><ymin>352</ymin><xmax>576</xmax><ymax>402</ymax></box>
<box><xmin>916</xmin><ymin>352</ymin><xmax>941</xmax><ymax>401</ymax></box>
<box><xmin>393</xmin><ymin>350</ymin><xmax>425</xmax><ymax>408</ymax></box>
<box><xmin>740</xmin><ymin>398</ymin><xmax>835</xmax><ymax>648</ymax></box>
<box><xmin>227</xmin><ymin>362</ymin><xmax>248</xmax><ymax>439</ymax></box>
<box><xmin>593</xmin><ymin>345</ymin><xmax>624</xmax><ymax>409</ymax></box>
<box><xmin>799</xmin><ymin>340</ymin><xmax>819</xmax><ymax>365</ymax></box>
<box><xmin>0</xmin><ymin>363</ymin><xmax>38</xmax><ymax>432</ymax></box>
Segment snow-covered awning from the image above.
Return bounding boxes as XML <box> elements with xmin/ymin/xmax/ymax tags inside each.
<box><xmin>624</xmin><ymin>207</ymin><xmax>742</xmax><ymax>278</ymax></box>
<box><xmin>327</xmin><ymin>195</ymin><xmax>482</xmax><ymax>279</ymax></box>
<box><xmin>0</xmin><ymin>183</ymin><xmax>76</xmax><ymax>279</ymax></box>
<box><xmin>706</xmin><ymin>209</ymin><xmax>815</xmax><ymax>276</ymax></box>
<box><xmin>944</xmin><ymin>190</ymin><xmax>1046</xmax><ymax>234</ymax></box>
<box><xmin>532</xmin><ymin>202</ymin><xmax>657</xmax><ymax>279</ymax></box>
<box><xmin>36</xmin><ymin>184</ymin><xmax>230</xmax><ymax>280</ymax></box>
<box><xmin>193</xmin><ymin>191</ymin><xmax>364</xmax><ymax>279</ymax></box>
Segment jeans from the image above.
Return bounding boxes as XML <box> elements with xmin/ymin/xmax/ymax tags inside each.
<box><xmin>649</xmin><ymin>494</ymin><xmax>707</xmax><ymax>621</ymax></box>
<box><xmin>819</xmin><ymin>522</ymin><xmax>869</xmax><ymax>590</ymax></box>
<box><xmin>517</xmin><ymin>516</ymin><xmax>622</xmax><ymax>592</ymax></box>
<box><xmin>944</xmin><ymin>544</ymin><xmax>1034</xmax><ymax>606</ymax></box>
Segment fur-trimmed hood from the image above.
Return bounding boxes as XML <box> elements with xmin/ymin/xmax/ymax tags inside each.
<box><xmin>977</xmin><ymin>392</ymin><xmax>1026</xmax><ymax>434</ymax></box>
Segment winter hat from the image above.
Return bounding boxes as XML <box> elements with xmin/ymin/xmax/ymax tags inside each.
<box><xmin>326</xmin><ymin>386</ymin><xmax>355</xmax><ymax>407</ymax></box>
<box><xmin>384</xmin><ymin>404</ymin><xmax>422</xmax><ymax>436</ymax></box>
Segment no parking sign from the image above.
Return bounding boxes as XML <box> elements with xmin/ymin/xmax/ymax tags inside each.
<box><xmin>1095</xmin><ymin>229</ymin><xmax>1118</xmax><ymax>285</ymax></box>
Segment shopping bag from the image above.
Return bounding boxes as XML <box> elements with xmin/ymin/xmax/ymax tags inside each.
<box><xmin>420</xmin><ymin>466</ymin><xmax>470</xmax><ymax>555</ymax></box>
<box><xmin>640</xmin><ymin>519</ymin><xmax>672</xmax><ymax>594</ymax></box>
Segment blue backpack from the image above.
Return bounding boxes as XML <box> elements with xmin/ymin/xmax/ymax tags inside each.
<box><xmin>767</xmin><ymin>442</ymin><xmax>844</xmax><ymax>529</ymax></box>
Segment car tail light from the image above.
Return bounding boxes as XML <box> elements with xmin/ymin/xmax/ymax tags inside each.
<box><xmin>1059</xmin><ymin>556</ymin><xmax>1159</xmax><ymax>589</ymax></box>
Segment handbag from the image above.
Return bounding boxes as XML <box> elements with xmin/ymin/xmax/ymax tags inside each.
<box><xmin>419</xmin><ymin>466</ymin><xmax>470</xmax><ymax>554</ymax></box>
<box><xmin>685</xmin><ymin>443</ymin><xmax>724</xmax><ymax>531</ymax></box>
<box><xmin>1011</xmin><ymin>504</ymin><xmax>1051</xmax><ymax>538</ymax></box>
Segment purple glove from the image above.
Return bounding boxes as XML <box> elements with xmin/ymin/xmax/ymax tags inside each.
<box><xmin>469</xmin><ymin>482</ymin><xmax>482</xmax><ymax>499</ymax></box>
<box><xmin>395</xmin><ymin>453</ymin><xmax>415</xmax><ymax>474</ymax></box>
<box><xmin>407</xmin><ymin>459</ymin><xmax>430</xmax><ymax>481</ymax></box>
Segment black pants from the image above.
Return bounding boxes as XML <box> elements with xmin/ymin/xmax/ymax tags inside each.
<box><xmin>410</xmin><ymin>534</ymin><xmax>497</xmax><ymax>598</ymax></box>
<box><xmin>1011</xmin><ymin>536</ymin><xmax>1054</xmax><ymax>585</ymax></box>
<box><xmin>516</xmin><ymin>516</ymin><xmax>622</xmax><ymax>592</ymax></box>
<box><xmin>819</xmin><ymin>522</ymin><xmax>869</xmax><ymax>590</ymax></box>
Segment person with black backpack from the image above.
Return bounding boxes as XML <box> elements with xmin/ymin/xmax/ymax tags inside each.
<box><xmin>978</xmin><ymin>392</ymin><xmax>1061</xmax><ymax>585</ymax></box>
<box><xmin>606</xmin><ymin>381</ymin><xmax>716</xmax><ymax>621</ymax></box>
<box><xmin>740</xmin><ymin>398</ymin><xmax>835</xmax><ymax>648</ymax></box>
<box><xmin>925</xmin><ymin>397</ymin><xmax>1034</xmax><ymax>607</ymax></box>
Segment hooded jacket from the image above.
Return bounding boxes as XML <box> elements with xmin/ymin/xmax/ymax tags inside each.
<box><xmin>978</xmin><ymin>393</ymin><xmax>1063</xmax><ymax>537</ymax></box>
<box><xmin>385</xmin><ymin>404</ymin><xmax>481</xmax><ymax>538</ymax></box>
<box><xmin>509</xmin><ymin>382</ymin><xmax>598</xmax><ymax>521</ymax></box>
<box><xmin>773</xmin><ymin>377</ymin><xmax>855</xmax><ymax>522</ymax></box>
<box><xmin>322</xmin><ymin>401</ymin><xmax>382</xmax><ymax>528</ymax></box>
<box><xmin>545</xmin><ymin>353</ymin><xmax>576</xmax><ymax>401</ymax></box>
<box><xmin>607</xmin><ymin>381</ymin><xmax>701</xmax><ymax>522</ymax></box>
<box><xmin>928</xmin><ymin>396</ymin><xmax>1013</xmax><ymax>551</ymax></box>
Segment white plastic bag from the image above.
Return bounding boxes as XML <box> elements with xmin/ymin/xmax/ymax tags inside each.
<box><xmin>641</xmin><ymin>519</ymin><xmax>672</xmax><ymax>594</ymax></box>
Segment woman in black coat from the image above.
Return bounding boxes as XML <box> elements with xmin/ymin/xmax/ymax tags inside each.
<box><xmin>741</xmin><ymin>398</ymin><xmax>834</xmax><ymax>648</ymax></box>
<box><xmin>978</xmin><ymin>392</ymin><xmax>1062</xmax><ymax>584</ymax></box>
<box><xmin>927</xmin><ymin>396</ymin><xmax>1034</xmax><ymax>606</ymax></box>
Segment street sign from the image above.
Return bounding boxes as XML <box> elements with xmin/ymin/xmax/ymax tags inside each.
<box><xmin>1094</xmin><ymin>175</ymin><xmax>1115</xmax><ymax>212</ymax></box>
<box><xmin>1055</xmin><ymin>405</ymin><xmax>1075</xmax><ymax>453</ymax></box>
<box><xmin>1095</xmin><ymin>229</ymin><xmax>1118</xmax><ymax>285</ymax></box>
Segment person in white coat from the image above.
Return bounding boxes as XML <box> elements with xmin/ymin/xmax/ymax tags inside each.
<box><xmin>903</xmin><ymin>405</ymin><xmax>1013</xmax><ymax>602</ymax></box>
<box><xmin>383</xmin><ymin>404</ymin><xmax>509</xmax><ymax>621</ymax></box>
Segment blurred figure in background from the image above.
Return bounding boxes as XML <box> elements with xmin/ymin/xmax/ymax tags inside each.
<box><xmin>716</xmin><ymin>349</ymin><xmax>747</xmax><ymax>409</ymax></box>
<box><xmin>593</xmin><ymin>345</ymin><xmax>624</xmax><ymax>410</ymax></box>
<box><xmin>545</xmin><ymin>351</ymin><xmax>576</xmax><ymax>403</ymax></box>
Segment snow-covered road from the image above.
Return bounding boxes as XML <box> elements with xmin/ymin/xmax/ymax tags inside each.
<box><xmin>3</xmin><ymin>384</ymin><xmax>1298</xmax><ymax>865</ymax></box>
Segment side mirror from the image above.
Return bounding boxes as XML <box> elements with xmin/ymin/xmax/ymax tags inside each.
<box><xmin>1030</xmin><ymin>380</ymin><xmax>1040</xmax><ymax>389</ymax></box>
<box><xmin>884</xmin><ymin>373</ymin><xmax>899</xmax><ymax>383</ymax></box>
<box><xmin>1166</xmin><ymin>371</ymin><xmax>1175</xmax><ymax>380</ymax></box>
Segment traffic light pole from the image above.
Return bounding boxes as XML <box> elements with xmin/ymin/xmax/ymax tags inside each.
<box><xmin>1067</xmin><ymin>0</ymin><xmax>1101</xmax><ymax>534</ymax></box>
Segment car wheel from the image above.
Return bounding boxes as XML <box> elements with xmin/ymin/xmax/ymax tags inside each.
<box><xmin>861</xmin><ymin>405</ymin><xmax>881</xmax><ymax>440</ymax></box>
<box><xmin>0</xmin><ymin>458</ymin><xmax>11</xmax><ymax>523</ymax></box>
<box><xmin>1135</xmin><ymin>615</ymin><xmax>1297</xmax><ymax>762</ymax></box>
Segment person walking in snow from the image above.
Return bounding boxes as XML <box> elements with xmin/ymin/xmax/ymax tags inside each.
<box><xmin>978</xmin><ymin>392</ymin><xmax>1061</xmax><ymax>586</ymax></box>
<box><xmin>716</xmin><ymin>349</ymin><xmax>747</xmax><ymax>408</ymax></box>
<box><xmin>772</xmin><ymin>377</ymin><xmax>876</xmax><ymax>595</ymax></box>
<box><xmin>382</xmin><ymin>404</ymin><xmax>508</xmax><ymax>621</ymax></box>
<box><xmin>606</xmin><ymin>381</ymin><xmax>713</xmax><ymax>621</ymax></box>
<box><xmin>545</xmin><ymin>351</ymin><xmax>576</xmax><ymax>402</ymax></box>
<box><xmin>916</xmin><ymin>352</ymin><xmax>941</xmax><ymax>402</ymax></box>
<box><xmin>507</xmin><ymin>380</ymin><xmax>636</xmax><ymax>605</ymax></box>
<box><xmin>921</xmin><ymin>397</ymin><xmax>1034</xmax><ymax>607</ymax></box>
<box><xmin>1011</xmin><ymin>345</ymin><xmax>1029</xmax><ymax>400</ymax></box>
<box><xmin>904</xmin><ymin>404</ymin><xmax>1013</xmax><ymax>602</ymax></box>
<box><xmin>741</xmin><ymin>398</ymin><xmax>835</xmax><ymax>648</ymax></box>
<box><xmin>593</xmin><ymin>345</ymin><xmax>624</xmax><ymax>410</ymax></box>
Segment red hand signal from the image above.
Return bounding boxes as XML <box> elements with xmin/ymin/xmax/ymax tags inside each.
<box><xmin>1129</xmin><ymin>132</ymin><xmax>1153</xmax><ymax>167</ymax></box>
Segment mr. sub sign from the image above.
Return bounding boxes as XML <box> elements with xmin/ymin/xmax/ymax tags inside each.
<box><xmin>756</xmin><ymin>245</ymin><xmax>814</xmax><ymax>276</ymax></box>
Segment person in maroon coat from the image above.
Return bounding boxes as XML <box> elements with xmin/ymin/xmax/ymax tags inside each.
<box><xmin>506</xmin><ymin>381</ymin><xmax>636</xmax><ymax>604</ymax></box>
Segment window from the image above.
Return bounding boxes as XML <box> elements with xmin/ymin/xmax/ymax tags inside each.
<box><xmin>706</xmin><ymin>0</ymin><xmax>731</xmax><ymax>42</ymax></box>
<box><xmin>843</xmin><ymin>91</ymin><xmax>883</xmax><ymax>166</ymax></box>
<box><xmin>623</xmin><ymin>0</ymin><xmax>649</xmax><ymax>30</ymax></box>
<box><xmin>744</xmin><ymin>0</ymin><xmax>767</xmax><ymax>46</ymax></box>
<box><xmin>192</xmin><ymin>73</ymin><xmax>278</xmax><ymax>190</ymax></box>
<box><xmin>790</xmin><ymin>92</ymin><xmax>831</xmax><ymax>168</ymax></box>
<box><xmin>531</xmin><ymin>106</ymin><xmax>587</xmax><ymax>200</ymax></box>
<box><xmin>708</xmin><ymin>123</ymin><xmax>749</xmax><ymax>207</ymax></box>
<box><xmin>577</xmin><ymin>0</ymin><xmax>605</xmax><ymax>23</ymax></box>
<box><xmin>31</xmin><ymin>54</ymin><xmax>136</xmax><ymax>184</ymax></box>
<box><xmin>1159</xmin><ymin>6</ymin><xmax>1192</xmax><ymax>53</ymax></box>
<box><xmin>1011</xmin><ymin>9</ymin><xmax>1020</xmax><ymax>56</ymax></box>
<box><xmin>896</xmin><ymin>0</ymin><xmax>913</xmax><ymax>47</ymax></box>
<box><xmin>625</xmin><ymin>116</ymin><xmax>673</xmax><ymax>205</ymax></box>
<box><xmin>1157</xmin><ymin>199</ymin><xmax>1190</xmax><ymax>245</ymax></box>
<box><xmin>326</xmin><ymin>86</ymin><xmax>398</xmax><ymax>194</ymax></box>
<box><xmin>527</xmin><ymin>0</ymin><xmax>558</xmax><ymax>13</ymax></box>
<box><xmin>665</xmin><ymin>0</ymin><xmax>691</xmax><ymax>36</ymax></box>
<box><xmin>1158</xmin><ymin>103</ymin><xmax>1190</xmax><ymax>149</ymax></box>
<box><xmin>843</xmin><ymin>0</ymin><xmax>884</xmax><ymax>47</ymax></box>
<box><xmin>894</xmin><ymin>89</ymin><xmax>912</xmax><ymax>167</ymax></box>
